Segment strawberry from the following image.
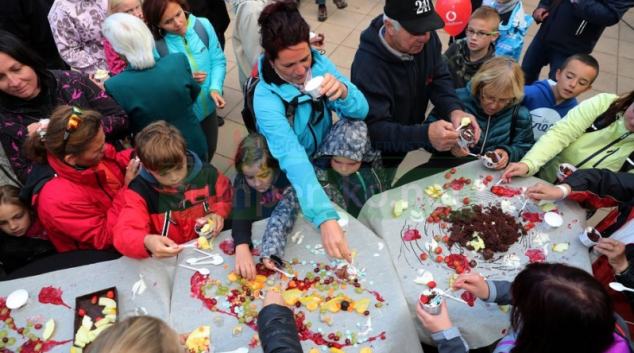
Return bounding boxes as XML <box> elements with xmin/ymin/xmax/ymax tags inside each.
<box><xmin>427</xmin><ymin>216</ymin><xmax>433</xmax><ymax>223</ymax></box>
<box><xmin>465</xmin><ymin>179</ymin><xmax>471</xmax><ymax>185</ymax></box>
<box><xmin>443</xmin><ymin>183</ymin><xmax>450</xmax><ymax>189</ymax></box>
<box><xmin>428</xmin><ymin>281</ymin><xmax>437</xmax><ymax>289</ymax></box>
<box><xmin>486</xmin><ymin>175</ymin><xmax>493</xmax><ymax>182</ymax></box>
<box><xmin>95</xmin><ymin>317</ymin><xmax>102</xmax><ymax>322</ymax></box>
<box><xmin>420</xmin><ymin>253</ymin><xmax>427</xmax><ymax>261</ymax></box>
<box><xmin>444</xmin><ymin>257</ymin><xmax>451</xmax><ymax>263</ymax></box>
<box><xmin>420</xmin><ymin>295</ymin><xmax>429</xmax><ymax>304</ymax></box>
<box><xmin>463</xmin><ymin>197</ymin><xmax>470</xmax><ymax>204</ymax></box>
<box><xmin>434</xmin><ymin>234</ymin><xmax>441</xmax><ymax>241</ymax></box>
<box><xmin>483</xmin><ymin>180</ymin><xmax>489</xmax><ymax>185</ymax></box>
<box><xmin>78</xmin><ymin>309</ymin><xmax>86</xmax><ymax>317</ymax></box>
<box><xmin>453</xmin><ymin>261</ymin><xmax>460</xmax><ymax>268</ymax></box>
<box><xmin>456</xmin><ymin>267</ymin><xmax>465</xmax><ymax>274</ymax></box>
<box><xmin>433</xmin><ymin>217</ymin><xmax>440</xmax><ymax>223</ymax></box>
<box><xmin>441</xmin><ymin>223</ymin><xmax>447</xmax><ymax>229</ymax></box>
<box><xmin>436</xmin><ymin>256</ymin><xmax>443</xmax><ymax>263</ymax></box>
<box><xmin>565</xmin><ymin>171</ymin><xmax>572</xmax><ymax>176</ymax></box>
<box><xmin>106</xmin><ymin>290</ymin><xmax>115</xmax><ymax>299</ymax></box>
<box><xmin>91</xmin><ymin>295</ymin><xmax>97</xmax><ymax>304</ymax></box>
<box><xmin>434</xmin><ymin>247</ymin><xmax>442</xmax><ymax>254</ymax></box>
<box><xmin>450</xmin><ymin>168</ymin><xmax>457</xmax><ymax>174</ymax></box>
<box><xmin>442</xmin><ymin>236</ymin><xmax>450</xmax><ymax>243</ymax></box>
<box><xmin>445</xmin><ymin>173</ymin><xmax>451</xmax><ymax>179</ymax></box>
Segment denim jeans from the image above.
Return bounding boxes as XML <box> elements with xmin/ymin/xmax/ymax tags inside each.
<box><xmin>521</xmin><ymin>31</ymin><xmax>571</xmax><ymax>85</ymax></box>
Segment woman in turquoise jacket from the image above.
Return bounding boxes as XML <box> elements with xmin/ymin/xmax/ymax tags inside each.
<box><xmin>254</xmin><ymin>1</ymin><xmax>368</xmax><ymax>263</ymax></box>
<box><xmin>143</xmin><ymin>0</ymin><xmax>226</xmax><ymax>160</ymax></box>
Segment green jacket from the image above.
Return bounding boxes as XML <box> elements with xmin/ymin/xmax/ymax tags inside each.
<box><xmin>521</xmin><ymin>93</ymin><xmax>634</xmax><ymax>182</ymax></box>
<box><xmin>427</xmin><ymin>82</ymin><xmax>534</xmax><ymax>163</ymax></box>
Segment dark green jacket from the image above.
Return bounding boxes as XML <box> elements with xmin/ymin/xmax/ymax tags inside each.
<box><xmin>104</xmin><ymin>53</ymin><xmax>207</xmax><ymax>158</ymax></box>
<box><xmin>426</xmin><ymin>81</ymin><xmax>535</xmax><ymax>162</ymax></box>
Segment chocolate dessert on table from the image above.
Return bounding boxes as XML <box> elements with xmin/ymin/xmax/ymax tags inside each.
<box><xmin>460</xmin><ymin>129</ymin><xmax>475</xmax><ymax>144</ymax></box>
<box><xmin>588</xmin><ymin>229</ymin><xmax>601</xmax><ymax>242</ymax></box>
<box><xmin>485</xmin><ymin>151</ymin><xmax>499</xmax><ymax>163</ymax></box>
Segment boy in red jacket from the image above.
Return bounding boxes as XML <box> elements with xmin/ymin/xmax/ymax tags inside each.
<box><xmin>113</xmin><ymin>121</ymin><xmax>232</xmax><ymax>259</ymax></box>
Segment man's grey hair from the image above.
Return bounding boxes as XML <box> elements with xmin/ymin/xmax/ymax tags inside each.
<box><xmin>102</xmin><ymin>13</ymin><xmax>156</xmax><ymax>70</ymax></box>
<box><xmin>383</xmin><ymin>14</ymin><xmax>401</xmax><ymax>32</ymax></box>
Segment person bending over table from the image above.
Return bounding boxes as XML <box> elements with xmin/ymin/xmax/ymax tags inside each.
<box><xmin>21</xmin><ymin>106</ymin><xmax>139</xmax><ymax>253</ymax></box>
<box><xmin>396</xmin><ymin>56</ymin><xmax>534</xmax><ymax>187</ymax></box>
<box><xmin>87</xmin><ymin>290</ymin><xmax>302</xmax><ymax>353</ymax></box>
<box><xmin>103</xmin><ymin>0</ymin><xmax>145</xmax><ymax>76</ymax></box>
<box><xmin>526</xmin><ymin>168</ymin><xmax>634</xmax><ymax>333</ymax></box>
<box><xmin>417</xmin><ymin>263</ymin><xmax>634</xmax><ymax>353</ymax></box>
<box><xmin>0</xmin><ymin>30</ymin><xmax>129</xmax><ymax>184</ymax></box>
<box><xmin>253</xmin><ymin>0</ymin><xmax>368</xmax><ymax>262</ymax></box>
<box><xmin>502</xmin><ymin>89</ymin><xmax>634</xmax><ymax>184</ymax></box>
<box><xmin>351</xmin><ymin>0</ymin><xmax>480</xmax><ymax>186</ymax></box>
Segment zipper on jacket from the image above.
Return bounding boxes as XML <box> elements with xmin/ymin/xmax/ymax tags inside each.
<box><xmin>182</xmin><ymin>36</ymin><xmax>209</xmax><ymax>117</ymax></box>
<box><xmin>308</xmin><ymin>124</ymin><xmax>318</xmax><ymax>153</ymax></box>
<box><xmin>94</xmin><ymin>171</ymin><xmax>114</xmax><ymax>201</ymax></box>
<box><xmin>371</xmin><ymin>169</ymin><xmax>382</xmax><ymax>194</ymax></box>
<box><xmin>479</xmin><ymin>116</ymin><xmax>492</xmax><ymax>155</ymax></box>
<box><xmin>576</xmin><ymin>132</ymin><xmax>631</xmax><ymax>169</ymax></box>
<box><xmin>354</xmin><ymin>172</ymin><xmax>368</xmax><ymax>201</ymax></box>
<box><xmin>592</xmin><ymin>148</ymin><xmax>619</xmax><ymax>168</ymax></box>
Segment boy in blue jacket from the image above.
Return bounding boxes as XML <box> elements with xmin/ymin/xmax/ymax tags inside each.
<box><xmin>523</xmin><ymin>53</ymin><xmax>599</xmax><ymax>140</ymax></box>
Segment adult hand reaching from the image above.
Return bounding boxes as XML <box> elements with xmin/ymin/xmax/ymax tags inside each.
<box><xmin>193</xmin><ymin>71</ymin><xmax>207</xmax><ymax>84</ymax></box>
<box><xmin>450</xmin><ymin>110</ymin><xmax>481</xmax><ymax>144</ymax></box>
<box><xmin>501</xmin><ymin>162</ymin><xmax>529</xmax><ymax>182</ymax></box>
<box><xmin>144</xmin><ymin>235</ymin><xmax>183</xmax><ymax>258</ymax></box>
<box><xmin>450</xmin><ymin>144</ymin><xmax>470</xmax><ymax>157</ymax></box>
<box><xmin>594</xmin><ymin>238</ymin><xmax>629</xmax><ymax>274</ymax></box>
<box><xmin>320</xmin><ymin>219</ymin><xmax>352</xmax><ymax>262</ymax></box>
<box><xmin>429</xmin><ymin>120</ymin><xmax>460</xmax><ymax>151</ymax></box>
<box><xmin>525</xmin><ymin>182</ymin><xmax>569</xmax><ymax>202</ymax></box>
<box><xmin>210</xmin><ymin>90</ymin><xmax>226</xmax><ymax>109</ymax></box>
<box><xmin>492</xmin><ymin>149</ymin><xmax>509</xmax><ymax>170</ymax></box>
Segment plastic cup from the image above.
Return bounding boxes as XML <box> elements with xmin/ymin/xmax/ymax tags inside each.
<box><xmin>482</xmin><ymin>152</ymin><xmax>501</xmax><ymax>169</ymax></box>
<box><xmin>556</xmin><ymin>163</ymin><xmax>577</xmax><ymax>182</ymax></box>
<box><xmin>94</xmin><ymin>69</ymin><xmax>110</xmax><ymax>83</ymax></box>
<box><xmin>457</xmin><ymin>129</ymin><xmax>475</xmax><ymax>148</ymax></box>
<box><xmin>7</xmin><ymin>289</ymin><xmax>29</xmax><ymax>309</ymax></box>
<box><xmin>419</xmin><ymin>289</ymin><xmax>443</xmax><ymax>315</ymax></box>
<box><xmin>304</xmin><ymin>76</ymin><xmax>324</xmax><ymax>99</ymax></box>
<box><xmin>544</xmin><ymin>212</ymin><xmax>563</xmax><ymax>227</ymax></box>
<box><xmin>579</xmin><ymin>227</ymin><xmax>602</xmax><ymax>247</ymax></box>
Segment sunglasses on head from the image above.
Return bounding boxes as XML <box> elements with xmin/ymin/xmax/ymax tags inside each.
<box><xmin>62</xmin><ymin>106</ymin><xmax>84</xmax><ymax>153</ymax></box>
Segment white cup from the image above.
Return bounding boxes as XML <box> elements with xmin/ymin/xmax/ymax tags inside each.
<box><xmin>556</xmin><ymin>163</ymin><xmax>577</xmax><ymax>182</ymax></box>
<box><xmin>482</xmin><ymin>152</ymin><xmax>501</xmax><ymax>169</ymax></box>
<box><xmin>94</xmin><ymin>69</ymin><xmax>110</xmax><ymax>83</ymax></box>
<box><xmin>579</xmin><ymin>227</ymin><xmax>602</xmax><ymax>247</ymax></box>
<box><xmin>305</xmin><ymin>75</ymin><xmax>324</xmax><ymax>99</ymax></box>
<box><xmin>419</xmin><ymin>289</ymin><xmax>443</xmax><ymax>315</ymax></box>
<box><xmin>457</xmin><ymin>129</ymin><xmax>475</xmax><ymax>148</ymax></box>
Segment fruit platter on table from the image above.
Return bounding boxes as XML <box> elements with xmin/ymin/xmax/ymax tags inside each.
<box><xmin>357</xmin><ymin>160</ymin><xmax>592</xmax><ymax>348</ymax></box>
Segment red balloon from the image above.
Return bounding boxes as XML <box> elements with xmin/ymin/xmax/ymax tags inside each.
<box><xmin>436</xmin><ymin>0</ymin><xmax>472</xmax><ymax>37</ymax></box>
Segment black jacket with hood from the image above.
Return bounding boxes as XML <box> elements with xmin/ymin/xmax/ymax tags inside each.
<box><xmin>443</xmin><ymin>39</ymin><xmax>496</xmax><ymax>89</ymax></box>
<box><xmin>351</xmin><ymin>15</ymin><xmax>464</xmax><ymax>168</ymax></box>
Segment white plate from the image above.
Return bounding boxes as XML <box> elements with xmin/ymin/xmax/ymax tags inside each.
<box><xmin>544</xmin><ymin>212</ymin><xmax>563</xmax><ymax>227</ymax></box>
<box><xmin>6</xmin><ymin>289</ymin><xmax>29</xmax><ymax>309</ymax></box>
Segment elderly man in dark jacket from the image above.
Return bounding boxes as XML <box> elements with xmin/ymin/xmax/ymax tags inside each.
<box><xmin>351</xmin><ymin>0</ymin><xmax>479</xmax><ymax>186</ymax></box>
<box><xmin>522</xmin><ymin>0</ymin><xmax>634</xmax><ymax>84</ymax></box>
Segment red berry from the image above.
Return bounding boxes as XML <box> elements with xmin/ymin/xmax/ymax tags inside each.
<box><xmin>427</xmin><ymin>217</ymin><xmax>433</xmax><ymax>223</ymax></box>
<box><xmin>106</xmin><ymin>290</ymin><xmax>114</xmax><ymax>299</ymax></box>
<box><xmin>459</xmin><ymin>177</ymin><xmax>465</xmax><ymax>182</ymax></box>
<box><xmin>96</xmin><ymin>317</ymin><xmax>102</xmax><ymax>322</ymax></box>
<box><xmin>78</xmin><ymin>309</ymin><xmax>86</xmax><ymax>317</ymax></box>
<box><xmin>456</xmin><ymin>267</ymin><xmax>465</xmax><ymax>274</ymax></box>
<box><xmin>34</xmin><ymin>323</ymin><xmax>42</xmax><ymax>330</ymax></box>
<box><xmin>450</xmin><ymin>168</ymin><xmax>457</xmax><ymax>174</ymax></box>
<box><xmin>434</xmin><ymin>247</ymin><xmax>442</xmax><ymax>254</ymax></box>
<box><xmin>363</xmin><ymin>310</ymin><xmax>370</xmax><ymax>316</ymax></box>
<box><xmin>445</xmin><ymin>257</ymin><xmax>451</xmax><ymax>263</ymax></box>
<box><xmin>465</xmin><ymin>179</ymin><xmax>471</xmax><ymax>185</ymax></box>
<box><xmin>441</xmin><ymin>223</ymin><xmax>447</xmax><ymax>229</ymax></box>
<box><xmin>442</xmin><ymin>236</ymin><xmax>450</xmax><ymax>243</ymax></box>
<box><xmin>463</xmin><ymin>197</ymin><xmax>470</xmax><ymax>204</ymax></box>
<box><xmin>433</xmin><ymin>217</ymin><xmax>440</xmax><ymax>223</ymax></box>
<box><xmin>445</xmin><ymin>173</ymin><xmax>451</xmax><ymax>179</ymax></box>
<box><xmin>91</xmin><ymin>295</ymin><xmax>97</xmax><ymax>304</ymax></box>
<box><xmin>436</xmin><ymin>256</ymin><xmax>443</xmax><ymax>263</ymax></box>
<box><xmin>443</xmin><ymin>183</ymin><xmax>450</xmax><ymax>189</ymax></box>
<box><xmin>17</xmin><ymin>328</ymin><xmax>24</xmax><ymax>334</ymax></box>
<box><xmin>529</xmin><ymin>222</ymin><xmax>535</xmax><ymax>228</ymax></box>
<box><xmin>483</xmin><ymin>180</ymin><xmax>489</xmax><ymax>185</ymax></box>
<box><xmin>433</xmin><ymin>234</ymin><xmax>441</xmax><ymax>241</ymax></box>
<box><xmin>428</xmin><ymin>281</ymin><xmax>437</xmax><ymax>289</ymax></box>
<box><xmin>420</xmin><ymin>253</ymin><xmax>427</xmax><ymax>261</ymax></box>
<box><xmin>420</xmin><ymin>295</ymin><xmax>429</xmax><ymax>304</ymax></box>
<box><xmin>486</xmin><ymin>175</ymin><xmax>493</xmax><ymax>182</ymax></box>
<box><xmin>566</xmin><ymin>171</ymin><xmax>572</xmax><ymax>176</ymax></box>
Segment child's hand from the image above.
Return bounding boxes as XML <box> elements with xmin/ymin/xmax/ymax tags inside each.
<box><xmin>452</xmin><ymin>272</ymin><xmax>489</xmax><ymax>300</ymax></box>
<box><xmin>143</xmin><ymin>235</ymin><xmax>183</xmax><ymax>258</ymax></box>
<box><xmin>263</xmin><ymin>290</ymin><xmax>285</xmax><ymax>307</ymax></box>
<box><xmin>492</xmin><ymin>149</ymin><xmax>509</xmax><ymax>170</ymax></box>
<box><xmin>416</xmin><ymin>299</ymin><xmax>453</xmax><ymax>333</ymax></box>
<box><xmin>207</xmin><ymin>213</ymin><xmax>224</xmax><ymax>236</ymax></box>
<box><xmin>262</xmin><ymin>258</ymin><xmax>277</xmax><ymax>271</ymax></box>
<box><xmin>320</xmin><ymin>219</ymin><xmax>352</xmax><ymax>262</ymax></box>
<box><xmin>235</xmin><ymin>244</ymin><xmax>256</xmax><ymax>281</ymax></box>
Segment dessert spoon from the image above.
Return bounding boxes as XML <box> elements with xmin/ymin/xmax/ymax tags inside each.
<box><xmin>179</xmin><ymin>264</ymin><xmax>210</xmax><ymax>275</ymax></box>
<box><xmin>609</xmin><ymin>282</ymin><xmax>634</xmax><ymax>293</ymax></box>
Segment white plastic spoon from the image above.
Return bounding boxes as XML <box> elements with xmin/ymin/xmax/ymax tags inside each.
<box><xmin>609</xmin><ymin>282</ymin><xmax>634</xmax><ymax>293</ymax></box>
<box><xmin>218</xmin><ymin>348</ymin><xmax>249</xmax><ymax>353</ymax></box>
<box><xmin>193</xmin><ymin>255</ymin><xmax>224</xmax><ymax>266</ymax></box>
<box><xmin>179</xmin><ymin>264</ymin><xmax>210</xmax><ymax>275</ymax></box>
<box><xmin>437</xmin><ymin>289</ymin><xmax>469</xmax><ymax>305</ymax></box>
<box><xmin>186</xmin><ymin>255</ymin><xmax>213</xmax><ymax>265</ymax></box>
<box><xmin>181</xmin><ymin>243</ymin><xmax>197</xmax><ymax>248</ymax></box>
<box><xmin>274</xmin><ymin>267</ymin><xmax>295</xmax><ymax>278</ymax></box>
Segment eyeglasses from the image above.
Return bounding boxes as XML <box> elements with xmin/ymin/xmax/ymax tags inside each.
<box><xmin>481</xmin><ymin>92</ymin><xmax>514</xmax><ymax>106</ymax></box>
<box><xmin>465</xmin><ymin>28</ymin><xmax>498</xmax><ymax>38</ymax></box>
<box><xmin>62</xmin><ymin>106</ymin><xmax>84</xmax><ymax>153</ymax></box>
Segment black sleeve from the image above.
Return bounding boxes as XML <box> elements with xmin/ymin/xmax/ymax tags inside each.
<box><xmin>257</xmin><ymin>304</ymin><xmax>302</xmax><ymax>353</ymax></box>
<box><xmin>428</xmin><ymin>34</ymin><xmax>464</xmax><ymax>119</ymax></box>
<box><xmin>565</xmin><ymin>169</ymin><xmax>634</xmax><ymax>208</ymax></box>
<box><xmin>230</xmin><ymin>175</ymin><xmax>256</xmax><ymax>250</ymax></box>
<box><xmin>617</xmin><ymin>245</ymin><xmax>634</xmax><ymax>306</ymax></box>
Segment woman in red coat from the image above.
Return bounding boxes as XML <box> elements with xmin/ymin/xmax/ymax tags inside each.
<box><xmin>22</xmin><ymin>105</ymin><xmax>140</xmax><ymax>253</ymax></box>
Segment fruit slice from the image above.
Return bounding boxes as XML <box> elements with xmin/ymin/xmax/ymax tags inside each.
<box><xmin>94</xmin><ymin>317</ymin><xmax>112</xmax><ymax>328</ymax></box>
<box><xmin>393</xmin><ymin>200</ymin><xmax>408</xmax><ymax>217</ymax></box>
<box><xmin>98</xmin><ymin>297</ymin><xmax>117</xmax><ymax>308</ymax></box>
<box><xmin>321</xmin><ymin>297</ymin><xmax>344</xmax><ymax>313</ymax></box>
<box><xmin>70</xmin><ymin>347</ymin><xmax>83</xmax><ymax>353</ymax></box>
<box><xmin>197</xmin><ymin>237</ymin><xmax>210</xmax><ymax>250</ymax></box>
<box><xmin>499</xmin><ymin>305</ymin><xmax>510</xmax><ymax>313</ymax></box>
<box><xmin>185</xmin><ymin>326</ymin><xmax>211</xmax><ymax>353</ymax></box>
<box><xmin>282</xmin><ymin>289</ymin><xmax>304</xmax><ymax>306</ymax></box>
<box><xmin>81</xmin><ymin>315</ymin><xmax>93</xmax><ymax>331</ymax></box>
<box><xmin>42</xmin><ymin>318</ymin><xmax>55</xmax><ymax>341</ymax></box>
<box><xmin>552</xmin><ymin>242</ymin><xmax>569</xmax><ymax>252</ymax></box>
<box><xmin>354</xmin><ymin>298</ymin><xmax>371</xmax><ymax>314</ymax></box>
<box><xmin>541</xmin><ymin>202</ymin><xmax>558</xmax><ymax>212</ymax></box>
<box><xmin>299</xmin><ymin>296</ymin><xmax>322</xmax><ymax>312</ymax></box>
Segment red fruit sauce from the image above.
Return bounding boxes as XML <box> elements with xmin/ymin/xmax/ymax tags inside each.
<box><xmin>402</xmin><ymin>229</ymin><xmax>421</xmax><ymax>241</ymax></box>
<box><xmin>37</xmin><ymin>286</ymin><xmax>71</xmax><ymax>309</ymax></box>
<box><xmin>525</xmin><ymin>249</ymin><xmax>546</xmax><ymax>263</ymax></box>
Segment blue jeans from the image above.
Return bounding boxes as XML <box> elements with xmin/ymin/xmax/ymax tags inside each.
<box><xmin>316</xmin><ymin>0</ymin><xmax>325</xmax><ymax>4</ymax></box>
<box><xmin>521</xmin><ymin>31</ymin><xmax>571</xmax><ymax>85</ymax></box>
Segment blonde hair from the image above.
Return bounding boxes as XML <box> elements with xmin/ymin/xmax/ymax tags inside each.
<box><xmin>108</xmin><ymin>0</ymin><xmax>141</xmax><ymax>14</ymax></box>
<box><xmin>471</xmin><ymin>6</ymin><xmax>501</xmax><ymax>28</ymax></box>
<box><xmin>86</xmin><ymin>316</ymin><xmax>182</xmax><ymax>353</ymax></box>
<box><xmin>135</xmin><ymin>121</ymin><xmax>187</xmax><ymax>172</ymax></box>
<box><xmin>470</xmin><ymin>56</ymin><xmax>525</xmax><ymax>104</ymax></box>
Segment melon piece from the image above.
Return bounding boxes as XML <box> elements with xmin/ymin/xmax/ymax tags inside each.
<box><xmin>460</xmin><ymin>117</ymin><xmax>471</xmax><ymax>127</ymax></box>
<box><xmin>42</xmin><ymin>318</ymin><xmax>55</xmax><ymax>341</ymax></box>
<box><xmin>98</xmin><ymin>297</ymin><xmax>117</xmax><ymax>308</ymax></box>
<box><xmin>185</xmin><ymin>326</ymin><xmax>211</xmax><ymax>353</ymax></box>
<box><xmin>321</xmin><ymin>297</ymin><xmax>344</xmax><ymax>313</ymax></box>
<box><xmin>282</xmin><ymin>289</ymin><xmax>304</xmax><ymax>306</ymax></box>
<box><xmin>541</xmin><ymin>202</ymin><xmax>558</xmax><ymax>212</ymax></box>
<box><xmin>94</xmin><ymin>317</ymin><xmax>112</xmax><ymax>328</ymax></box>
<box><xmin>393</xmin><ymin>200</ymin><xmax>408</xmax><ymax>217</ymax></box>
<box><xmin>81</xmin><ymin>315</ymin><xmax>93</xmax><ymax>330</ymax></box>
<box><xmin>70</xmin><ymin>347</ymin><xmax>83</xmax><ymax>353</ymax></box>
<box><xmin>74</xmin><ymin>326</ymin><xmax>90</xmax><ymax>347</ymax></box>
<box><xmin>197</xmin><ymin>236</ymin><xmax>210</xmax><ymax>250</ymax></box>
<box><xmin>552</xmin><ymin>242</ymin><xmax>569</xmax><ymax>252</ymax></box>
<box><xmin>354</xmin><ymin>298</ymin><xmax>371</xmax><ymax>314</ymax></box>
<box><xmin>299</xmin><ymin>296</ymin><xmax>322</xmax><ymax>311</ymax></box>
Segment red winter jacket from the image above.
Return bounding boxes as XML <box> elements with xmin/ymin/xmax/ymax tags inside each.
<box><xmin>34</xmin><ymin>144</ymin><xmax>133</xmax><ymax>253</ymax></box>
<box><xmin>113</xmin><ymin>152</ymin><xmax>232</xmax><ymax>259</ymax></box>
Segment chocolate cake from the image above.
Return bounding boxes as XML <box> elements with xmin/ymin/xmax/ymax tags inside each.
<box><xmin>588</xmin><ymin>229</ymin><xmax>601</xmax><ymax>242</ymax></box>
<box><xmin>446</xmin><ymin>205</ymin><xmax>527</xmax><ymax>260</ymax></box>
<box><xmin>485</xmin><ymin>151</ymin><xmax>499</xmax><ymax>163</ymax></box>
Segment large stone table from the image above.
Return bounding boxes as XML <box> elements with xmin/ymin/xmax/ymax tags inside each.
<box><xmin>358</xmin><ymin>160</ymin><xmax>591</xmax><ymax>349</ymax></box>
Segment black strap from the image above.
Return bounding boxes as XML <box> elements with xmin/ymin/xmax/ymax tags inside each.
<box><xmin>509</xmin><ymin>104</ymin><xmax>520</xmax><ymax>145</ymax></box>
<box><xmin>155</xmin><ymin>19</ymin><xmax>209</xmax><ymax>58</ymax></box>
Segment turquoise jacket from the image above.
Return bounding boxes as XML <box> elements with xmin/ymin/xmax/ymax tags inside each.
<box><xmin>427</xmin><ymin>81</ymin><xmax>535</xmax><ymax>163</ymax></box>
<box><xmin>253</xmin><ymin>49</ymin><xmax>369</xmax><ymax>228</ymax></box>
<box><xmin>152</xmin><ymin>14</ymin><xmax>226</xmax><ymax>121</ymax></box>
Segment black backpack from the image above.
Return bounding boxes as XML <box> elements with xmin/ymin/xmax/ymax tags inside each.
<box><xmin>583</xmin><ymin>109</ymin><xmax>634</xmax><ymax>172</ymax></box>
<box><xmin>155</xmin><ymin>19</ymin><xmax>209</xmax><ymax>58</ymax></box>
